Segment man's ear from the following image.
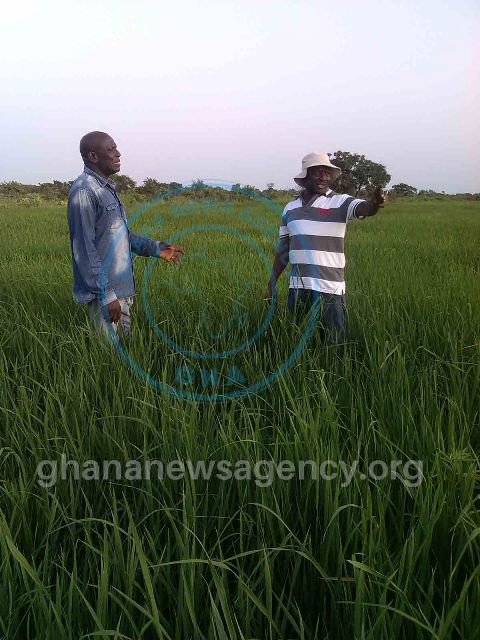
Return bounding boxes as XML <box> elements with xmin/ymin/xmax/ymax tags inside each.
<box><xmin>87</xmin><ymin>150</ymin><xmax>98</xmax><ymax>163</ymax></box>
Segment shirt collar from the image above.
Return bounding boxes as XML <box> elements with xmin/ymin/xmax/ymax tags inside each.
<box><xmin>84</xmin><ymin>165</ymin><xmax>117</xmax><ymax>190</ymax></box>
<box><xmin>300</xmin><ymin>188</ymin><xmax>332</xmax><ymax>204</ymax></box>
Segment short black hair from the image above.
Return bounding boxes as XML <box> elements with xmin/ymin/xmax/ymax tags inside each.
<box><xmin>79</xmin><ymin>131</ymin><xmax>110</xmax><ymax>161</ymax></box>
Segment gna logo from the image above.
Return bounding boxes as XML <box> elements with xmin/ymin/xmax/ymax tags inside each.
<box><xmin>105</xmin><ymin>180</ymin><xmax>320</xmax><ymax>402</ymax></box>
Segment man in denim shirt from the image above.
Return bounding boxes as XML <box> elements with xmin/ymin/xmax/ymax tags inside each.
<box><xmin>67</xmin><ymin>131</ymin><xmax>183</xmax><ymax>337</ymax></box>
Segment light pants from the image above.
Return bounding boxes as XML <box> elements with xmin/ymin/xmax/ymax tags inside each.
<box><xmin>87</xmin><ymin>296</ymin><xmax>133</xmax><ymax>339</ymax></box>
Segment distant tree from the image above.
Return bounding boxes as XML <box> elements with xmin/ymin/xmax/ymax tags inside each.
<box><xmin>0</xmin><ymin>181</ymin><xmax>25</xmax><ymax>196</ymax></box>
<box><xmin>191</xmin><ymin>179</ymin><xmax>207</xmax><ymax>190</ymax></box>
<box><xmin>53</xmin><ymin>180</ymin><xmax>72</xmax><ymax>198</ymax></box>
<box><xmin>266</xmin><ymin>182</ymin><xmax>274</xmax><ymax>191</ymax></box>
<box><xmin>417</xmin><ymin>189</ymin><xmax>439</xmax><ymax>197</ymax></box>
<box><xmin>139</xmin><ymin>178</ymin><xmax>168</xmax><ymax>198</ymax></box>
<box><xmin>261</xmin><ymin>185</ymin><xmax>297</xmax><ymax>201</ymax></box>
<box><xmin>416</xmin><ymin>189</ymin><xmax>450</xmax><ymax>200</ymax></box>
<box><xmin>114</xmin><ymin>174</ymin><xmax>136</xmax><ymax>193</ymax></box>
<box><xmin>390</xmin><ymin>183</ymin><xmax>417</xmax><ymax>197</ymax></box>
<box><xmin>231</xmin><ymin>183</ymin><xmax>261</xmax><ymax>198</ymax></box>
<box><xmin>328</xmin><ymin>151</ymin><xmax>391</xmax><ymax>196</ymax></box>
<box><xmin>38</xmin><ymin>183</ymin><xmax>53</xmax><ymax>198</ymax></box>
<box><xmin>34</xmin><ymin>181</ymin><xmax>71</xmax><ymax>199</ymax></box>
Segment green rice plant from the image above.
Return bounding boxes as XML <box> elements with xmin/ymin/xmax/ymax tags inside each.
<box><xmin>0</xmin><ymin>199</ymin><xmax>478</xmax><ymax>639</ymax></box>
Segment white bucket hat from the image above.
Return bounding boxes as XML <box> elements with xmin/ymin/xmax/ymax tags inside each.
<box><xmin>294</xmin><ymin>152</ymin><xmax>341</xmax><ymax>186</ymax></box>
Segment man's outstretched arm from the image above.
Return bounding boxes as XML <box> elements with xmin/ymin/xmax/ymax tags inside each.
<box><xmin>354</xmin><ymin>186</ymin><xmax>387</xmax><ymax>218</ymax></box>
<box><xmin>129</xmin><ymin>231</ymin><xmax>184</xmax><ymax>265</ymax></box>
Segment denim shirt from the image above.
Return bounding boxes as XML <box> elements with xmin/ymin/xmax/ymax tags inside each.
<box><xmin>67</xmin><ymin>166</ymin><xmax>168</xmax><ymax>305</ymax></box>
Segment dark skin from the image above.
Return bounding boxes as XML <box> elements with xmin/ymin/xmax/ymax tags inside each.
<box><xmin>80</xmin><ymin>131</ymin><xmax>122</xmax><ymax>180</ymax></box>
<box><xmin>266</xmin><ymin>164</ymin><xmax>387</xmax><ymax>298</ymax></box>
<box><xmin>301</xmin><ymin>165</ymin><xmax>386</xmax><ymax>214</ymax></box>
<box><xmin>80</xmin><ymin>132</ymin><xmax>184</xmax><ymax>322</ymax></box>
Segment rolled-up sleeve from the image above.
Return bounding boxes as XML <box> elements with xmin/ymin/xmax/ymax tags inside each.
<box><xmin>275</xmin><ymin>206</ymin><xmax>290</xmax><ymax>264</ymax></box>
<box><xmin>67</xmin><ymin>188</ymin><xmax>117</xmax><ymax>304</ymax></box>
<box><xmin>278</xmin><ymin>207</ymin><xmax>289</xmax><ymax>239</ymax></box>
<box><xmin>346</xmin><ymin>197</ymin><xmax>367</xmax><ymax>220</ymax></box>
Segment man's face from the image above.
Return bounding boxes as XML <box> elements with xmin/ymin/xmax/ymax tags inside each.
<box><xmin>304</xmin><ymin>165</ymin><xmax>333</xmax><ymax>194</ymax></box>
<box><xmin>88</xmin><ymin>136</ymin><xmax>121</xmax><ymax>177</ymax></box>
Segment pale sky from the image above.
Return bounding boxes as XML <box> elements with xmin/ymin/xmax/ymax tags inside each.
<box><xmin>1</xmin><ymin>0</ymin><xmax>478</xmax><ymax>192</ymax></box>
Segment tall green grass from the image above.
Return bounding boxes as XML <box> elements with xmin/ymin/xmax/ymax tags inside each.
<box><xmin>0</xmin><ymin>199</ymin><xmax>479</xmax><ymax>639</ymax></box>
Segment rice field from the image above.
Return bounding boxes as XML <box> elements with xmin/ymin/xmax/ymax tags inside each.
<box><xmin>0</xmin><ymin>196</ymin><xmax>479</xmax><ymax>639</ymax></box>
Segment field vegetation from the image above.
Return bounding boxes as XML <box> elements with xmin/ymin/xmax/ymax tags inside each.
<box><xmin>0</xmin><ymin>196</ymin><xmax>479</xmax><ymax>639</ymax></box>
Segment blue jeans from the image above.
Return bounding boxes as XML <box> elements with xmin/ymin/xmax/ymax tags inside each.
<box><xmin>287</xmin><ymin>288</ymin><xmax>346</xmax><ymax>342</ymax></box>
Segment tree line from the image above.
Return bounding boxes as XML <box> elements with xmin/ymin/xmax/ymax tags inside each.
<box><xmin>1</xmin><ymin>151</ymin><xmax>477</xmax><ymax>203</ymax></box>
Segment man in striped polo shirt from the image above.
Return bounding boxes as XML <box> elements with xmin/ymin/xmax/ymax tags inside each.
<box><xmin>267</xmin><ymin>152</ymin><xmax>386</xmax><ymax>340</ymax></box>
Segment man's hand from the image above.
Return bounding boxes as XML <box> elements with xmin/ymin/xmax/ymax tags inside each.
<box><xmin>106</xmin><ymin>299</ymin><xmax>121</xmax><ymax>323</ymax></box>
<box><xmin>264</xmin><ymin>279</ymin><xmax>278</xmax><ymax>301</ymax></box>
<box><xmin>160</xmin><ymin>243</ymin><xmax>184</xmax><ymax>265</ymax></box>
<box><xmin>368</xmin><ymin>186</ymin><xmax>388</xmax><ymax>207</ymax></box>
<box><xmin>356</xmin><ymin>187</ymin><xmax>388</xmax><ymax>218</ymax></box>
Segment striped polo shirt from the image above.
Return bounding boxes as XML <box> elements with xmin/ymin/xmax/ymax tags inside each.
<box><xmin>278</xmin><ymin>189</ymin><xmax>365</xmax><ymax>295</ymax></box>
